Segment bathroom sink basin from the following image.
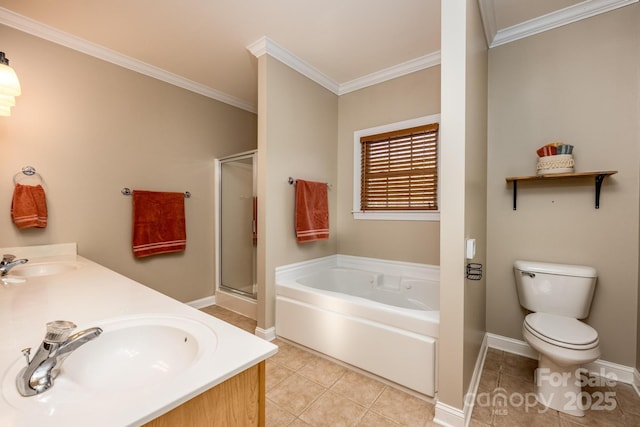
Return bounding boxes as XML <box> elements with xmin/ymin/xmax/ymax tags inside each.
<box><xmin>11</xmin><ymin>262</ymin><xmax>77</xmax><ymax>277</ymax></box>
<box><xmin>2</xmin><ymin>314</ymin><xmax>218</xmax><ymax>414</ymax></box>
<box><xmin>62</xmin><ymin>317</ymin><xmax>213</xmax><ymax>390</ymax></box>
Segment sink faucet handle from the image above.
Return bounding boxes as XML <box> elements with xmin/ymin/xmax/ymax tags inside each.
<box><xmin>1</xmin><ymin>254</ymin><xmax>15</xmax><ymax>264</ymax></box>
<box><xmin>21</xmin><ymin>347</ymin><xmax>31</xmax><ymax>365</ymax></box>
<box><xmin>45</xmin><ymin>320</ymin><xmax>77</xmax><ymax>343</ymax></box>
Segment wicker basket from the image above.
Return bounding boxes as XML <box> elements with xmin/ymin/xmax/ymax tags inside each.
<box><xmin>537</xmin><ymin>154</ymin><xmax>574</xmax><ymax>175</ymax></box>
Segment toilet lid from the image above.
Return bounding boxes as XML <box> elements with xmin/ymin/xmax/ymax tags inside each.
<box><xmin>524</xmin><ymin>313</ymin><xmax>598</xmax><ymax>347</ymax></box>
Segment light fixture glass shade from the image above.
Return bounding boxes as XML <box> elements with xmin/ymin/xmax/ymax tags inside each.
<box><xmin>0</xmin><ymin>94</ymin><xmax>15</xmax><ymax>107</ymax></box>
<box><xmin>0</xmin><ymin>52</ymin><xmax>21</xmax><ymax>97</ymax></box>
<box><xmin>0</xmin><ymin>105</ymin><xmax>11</xmax><ymax>117</ymax></box>
<box><xmin>0</xmin><ymin>63</ymin><xmax>20</xmax><ymax>96</ymax></box>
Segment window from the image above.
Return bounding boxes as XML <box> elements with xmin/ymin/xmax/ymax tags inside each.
<box><xmin>353</xmin><ymin>114</ymin><xmax>440</xmax><ymax>221</ymax></box>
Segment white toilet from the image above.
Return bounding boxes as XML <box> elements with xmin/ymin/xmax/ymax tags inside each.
<box><xmin>513</xmin><ymin>260</ymin><xmax>600</xmax><ymax>416</ymax></box>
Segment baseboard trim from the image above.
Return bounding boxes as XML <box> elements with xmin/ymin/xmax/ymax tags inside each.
<box><xmin>486</xmin><ymin>332</ymin><xmax>537</xmax><ymax>359</ymax></box>
<box><xmin>462</xmin><ymin>334</ymin><xmax>489</xmax><ymax>426</ymax></box>
<box><xmin>215</xmin><ymin>290</ymin><xmax>257</xmax><ymax>320</ymax></box>
<box><xmin>255</xmin><ymin>326</ymin><xmax>276</xmax><ymax>341</ymax></box>
<box><xmin>487</xmin><ymin>332</ymin><xmax>637</xmax><ymax>386</ymax></box>
<box><xmin>634</xmin><ymin>368</ymin><xmax>640</xmax><ymax>396</ymax></box>
<box><xmin>187</xmin><ymin>295</ymin><xmax>216</xmax><ymax>309</ymax></box>
<box><xmin>434</xmin><ymin>401</ymin><xmax>465</xmax><ymax>427</ymax></box>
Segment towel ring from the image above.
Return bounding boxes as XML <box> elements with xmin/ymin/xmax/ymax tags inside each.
<box><xmin>13</xmin><ymin>166</ymin><xmax>45</xmax><ymax>185</ymax></box>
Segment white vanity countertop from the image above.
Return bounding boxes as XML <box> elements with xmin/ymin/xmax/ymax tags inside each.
<box><xmin>0</xmin><ymin>243</ymin><xmax>278</xmax><ymax>427</ymax></box>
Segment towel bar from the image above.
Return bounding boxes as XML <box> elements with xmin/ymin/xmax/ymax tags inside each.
<box><xmin>288</xmin><ymin>177</ymin><xmax>331</xmax><ymax>188</ymax></box>
<box><xmin>121</xmin><ymin>188</ymin><xmax>191</xmax><ymax>198</ymax></box>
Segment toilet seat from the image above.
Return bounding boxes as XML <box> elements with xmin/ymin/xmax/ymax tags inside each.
<box><xmin>524</xmin><ymin>312</ymin><xmax>599</xmax><ymax>350</ymax></box>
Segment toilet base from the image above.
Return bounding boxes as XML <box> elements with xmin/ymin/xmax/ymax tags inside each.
<box><xmin>534</xmin><ymin>355</ymin><xmax>585</xmax><ymax>417</ymax></box>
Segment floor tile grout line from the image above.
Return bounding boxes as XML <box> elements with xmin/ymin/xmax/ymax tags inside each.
<box><xmin>277</xmin><ymin>336</ymin><xmax>435</xmax><ymax>406</ymax></box>
<box><xmin>296</xmin><ymin>359</ymin><xmax>349</xmax><ymax>390</ymax></box>
<box><xmin>295</xmin><ymin>382</ymin><xmax>334</xmax><ymax>425</ymax></box>
<box><xmin>265</xmin><ymin>397</ymin><xmax>297</xmax><ymax>424</ymax></box>
<box><xmin>204</xmin><ymin>307</ymin><xmax>424</xmax><ymax>426</ymax></box>
<box><xmin>295</xmin><ymin>389</ymin><xmax>391</xmax><ymax>427</ymax></box>
<box><xmin>330</xmin><ymin>380</ymin><xmax>389</xmax><ymax>411</ymax></box>
<box><xmin>202</xmin><ymin>306</ymin><xmax>438</xmax><ymax>426</ymax></box>
<box><xmin>267</xmin><ymin>350</ymin><xmax>407</xmax><ymax>425</ymax></box>
<box><xmin>265</xmin><ymin>360</ymin><xmax>296</xmax><ymax>393</ymax></box>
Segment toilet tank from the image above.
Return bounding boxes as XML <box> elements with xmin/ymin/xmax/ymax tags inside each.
<box><xmin>514</xmin><ymin>260</ymin><xmax>597</xmax><ymax>319</ymax></box>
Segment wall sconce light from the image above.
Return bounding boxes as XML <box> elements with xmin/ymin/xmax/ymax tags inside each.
<box><xmin>0</xmin><ymin>52</ymin><xmax>21</xmax><ymax>117</ymax></box>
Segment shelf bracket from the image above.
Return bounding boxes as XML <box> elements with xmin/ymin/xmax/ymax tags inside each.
<box><xmin>594</xmin><ymin>174</ymin><xmax>606</xmax><ymax>209</ymax></box>
<box><xmin>512</xmin><ymin>180</ymin><xmax>517</xmax><ymax>210</ymax></box>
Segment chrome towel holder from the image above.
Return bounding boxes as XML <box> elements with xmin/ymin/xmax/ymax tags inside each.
<box><xmin>288</xmin><ymin>177</ymin><xmax>332</xmax><ymax>189</ymax></box>
<box><xmin>121</xmin><ymin>187</ymin><xmax>191</xmax><ymax>198</ymax></box>
<box><xmin>13</xmin><ymin>166</ymin><xmax>45</xmax><ymax>185</ymax></box>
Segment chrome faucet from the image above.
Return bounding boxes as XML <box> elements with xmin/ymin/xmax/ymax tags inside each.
<box><xmin>0</xmin><ymin>254</ymin><xmax>28</xmax><ymax>276</ymax></box>
<box><xmin>16</xmin><ymin>320</ymin><xmax>102</xmax><ymax>396</ymax></box>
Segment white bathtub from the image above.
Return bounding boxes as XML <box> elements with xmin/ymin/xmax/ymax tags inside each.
<box><xmin>275</xmin><ymin>255</ymin><xmax>439</xmax><ymax>397</ymax></box>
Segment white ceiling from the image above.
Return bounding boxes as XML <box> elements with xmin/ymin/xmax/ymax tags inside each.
<box><xmin>0</xmin><ymin>0</ymin><xmax>634</xmax><ymax>112</ymax></box>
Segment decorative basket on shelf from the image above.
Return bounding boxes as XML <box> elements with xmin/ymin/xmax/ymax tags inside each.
<box><xmin>536</xmin><ymin>142</ymin><xmax>574</xmax><ymax>175</ymax></box>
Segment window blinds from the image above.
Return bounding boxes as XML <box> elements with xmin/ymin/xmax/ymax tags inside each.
<box><xmin>360</xmin><ymin>123</ymin><xmax>439</xmax><ymax>211</ymax></box>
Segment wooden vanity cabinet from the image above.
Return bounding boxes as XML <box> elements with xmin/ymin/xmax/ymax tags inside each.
<box><xmin>144</xmin><ymin>361</ymin><xmax>265</xmax><ymax>427</ymax></box>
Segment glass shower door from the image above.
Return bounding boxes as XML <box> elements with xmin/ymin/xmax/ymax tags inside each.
<box><xmin>219</xmin><ymin>153</ymin><xmax>256</xmax><ymax>299</ymax></box>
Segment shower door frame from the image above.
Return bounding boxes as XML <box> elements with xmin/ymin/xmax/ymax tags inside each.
<box><xmin>215</xmin><ymin>150</ymin><xmax>258</xmax><ymax>315</ymax></box>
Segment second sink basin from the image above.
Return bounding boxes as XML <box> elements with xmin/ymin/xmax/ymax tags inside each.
<box><xmin>11</xmin><ymin>262</ymin><xmax>77</xmax><ymax>277</ymax></box>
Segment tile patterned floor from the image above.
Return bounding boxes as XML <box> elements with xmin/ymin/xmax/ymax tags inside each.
<box><xmin>201</xmin><ymin>306</ymin><xmax>640</xmax><ymax>427</ymax></box>
<box><xmin>471</xmin><ymin>348</ymin><xmax>640</xmax><ymax>427</ymax></box>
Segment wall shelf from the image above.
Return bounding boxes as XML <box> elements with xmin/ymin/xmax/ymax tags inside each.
<box><xmin>505</xmin><ymin>171</ymin><xmax>617</xmax><ymax>210</ymax></box>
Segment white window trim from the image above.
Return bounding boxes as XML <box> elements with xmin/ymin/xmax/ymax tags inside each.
<box><xmin>353</xmin><ymin>114</ymin><xmax>441</xmax><ymax>221</ymax></box>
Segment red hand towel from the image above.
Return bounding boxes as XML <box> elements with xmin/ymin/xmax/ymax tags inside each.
<box><xmin>11</xmin><ymin>184</ymin><xmax>48</xmax><ymax>229</ymax></box>
<box><xmin>295</xmin><ymin>179</ymin><xmax>329</xmax><ymax>243</ymax></box>
<box><xmin>132</xmin><ymin>190</ymin><xmax>186</xmax><ymax>258</ymax></box>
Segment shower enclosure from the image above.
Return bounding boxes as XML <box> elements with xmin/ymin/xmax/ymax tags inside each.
<box><xmin>216</xmin><ymin>151</ymin><xmax>257</xmax><ymax>311</ymax></box>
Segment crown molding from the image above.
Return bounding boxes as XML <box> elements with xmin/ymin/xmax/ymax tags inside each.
<box><xmin>246</xmin><ymin>37</ymin><xmax>268</xmax><ymax>58</ymax></box>
<box><xmin>0</xmin><ymin>7</ymin><xmax>256</xmax><ymax>113</ymax></box>
<box><xmin>247</xmin><ymin>36</ymin><xmax>340</xmax><ymax>94</ymax></box>
<box><xmin>2</xmin><ymin>5</ymin><xmax>442</xmax><ymax>112</ymax></box>
<box><xmin>477</xmin><ymin>0</ymin><xmax>497</xmax><ymax>47</ymax></box>
<box><xmin>338</xmin><ymin>51</ymin><xmax>441</xmax><ymax>95</ymax></box>
<box><xmin>248</xmin><ymin>36</ymin><xmax>440</xmax><ymax>96</ymax></box>
<box><xmin>489</xmin><ymin>0</ymin><xmax>638</xmax><ymax>48</ymax></box>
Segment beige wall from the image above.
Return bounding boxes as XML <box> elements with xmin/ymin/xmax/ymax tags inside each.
<box><xmin>438</xmin><ymin>0</ymin><xmax>488</xmax><ymax>411</ymax></box>
<box><xmin>256</xmin><ymin>56</ymin><xmax>338</xmax><ymax>329</ymax></box>
<box><xmin>0</xmin><ymin>25</ymin><xmax>257</xmax><ymax>302</ymax></box>
<box><xmin>336</xmin><ymin>67</ymin><xmax>441</xmax><ymax>265</ymax></box>
<box><xmin>486</xmin><ymin>5</ymin><xmax>640</xmax><ymax>366</ymax></box>
<box><xmin>257</xmin><ymin>56</ymin><xmax>441</xmax><ymax>330</ymax></box>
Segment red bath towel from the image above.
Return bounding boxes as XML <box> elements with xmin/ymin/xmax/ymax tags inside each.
<box><xmin>11</xmin><ymin>184</ymin><xmax>48</xmax><ymax>229</ymax></box>
<box><xmin>295</xmin><ymin>179</ymin><xmax>329</xmax><ymax>243</ymax></box>
<box><xmin>132</xmin><ymin>190</ymin><xmax>186</xmax><ymax>258</ymax></box>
